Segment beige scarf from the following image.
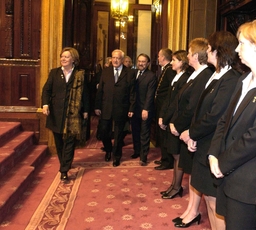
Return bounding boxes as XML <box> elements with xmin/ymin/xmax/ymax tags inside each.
<box><xmin>63</xmin><ymin>69</ymin><xmax>85</xmax><ymax>142</ymax></box>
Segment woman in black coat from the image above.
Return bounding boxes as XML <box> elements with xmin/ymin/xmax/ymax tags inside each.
<box><xmin>42</xmin><ymin>47</ymin><xmax>89</xmax><ymax>181</ymax></box>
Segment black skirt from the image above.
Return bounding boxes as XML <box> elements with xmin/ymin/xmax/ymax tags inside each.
<box><xmin>190</xmin><ymin>157</ymin><xmax>217</xmax><ymax>197</ymax></box>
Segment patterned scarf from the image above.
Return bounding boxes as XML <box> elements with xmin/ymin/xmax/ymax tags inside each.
<box><xmin>63</xmin><ymin>69</ymin><xmax>85</xmax><ymax>142</ymax></box>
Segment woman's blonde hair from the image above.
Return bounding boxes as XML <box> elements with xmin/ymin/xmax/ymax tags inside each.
<box><xmin>60</xmin><ymin>47</ymin><xmax>80</xmax><ymax>66</ymax></box>
<box><xmin>236</xmin><ymin>19</ymin><xmax>256</xmax><ymax>44</ymax></box>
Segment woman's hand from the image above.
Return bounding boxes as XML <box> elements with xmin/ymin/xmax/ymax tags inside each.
<box><xmin>170</xmin><ymin>123</ymin><xmax>179</xmax><ymax>136</ymax></box>
<box><xmin>42</xmin><ymin>105</ymin><xmax>50</xmax><ymax>116</ymax></box>
<box><xmin>209</xmin><ymin>155</ymin><xmax>224</xmax><ymax>178</ymax></box>
<box><xmin>158</xmin><ymin>118</ymin><xmax>166</xmax><ymax>130</ymax></box>
<box><xmin>180</xmin><ymin>130</ymin><xmax>190</xmax><ymax>144</ymax></box>
<box><xmin>187</xmin><ymin>139</ymin><xmax>197</xmax><ymax>152</ymax></box>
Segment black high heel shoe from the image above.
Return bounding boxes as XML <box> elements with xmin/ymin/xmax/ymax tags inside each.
<box><xmin>162</xmin><ymin>187</ymin><xmax>183</xmax><ymax>199</ymax></box>
<box><xmin>174</xmin><ymin>214</ymin><xmax>201</xmax><ymax>228</ymax></box>
<box><xmin>172</xmin><ymin>217</ymin><xmax>183</xmax><ymax>223</ymax></box>
<box><xmin>160</xmin><ymin>185</ymin><xmax>173</xmax><ymax>195</ymax></box>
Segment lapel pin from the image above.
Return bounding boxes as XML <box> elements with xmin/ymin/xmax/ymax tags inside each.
<box><xmin>253</xmin><ymin>96</ymin><xmax>256</xmax><ymax>103</ymax></box>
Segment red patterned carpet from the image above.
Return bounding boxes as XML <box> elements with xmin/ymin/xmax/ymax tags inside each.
<box><xmin>0</xmin><ymin>116</ymin><xmax>211</xmax><ymax>230</ymax></box>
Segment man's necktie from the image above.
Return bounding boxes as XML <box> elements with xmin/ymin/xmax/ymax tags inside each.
<box><xmin>115</xmin><ymin>68</ymin><xmax>119</xmax><ymax>83</ymax></box>
<box><xmin>137</xmin><ymin>71</ymin><xmax>142</xmax><ymax>80</ymax></box>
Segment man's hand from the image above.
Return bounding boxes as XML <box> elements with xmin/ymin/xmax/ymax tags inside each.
<box><xmin>83</xmin><ymin>112</ymin><xmax>88</xmax><ymax>119</ymax></box>
<box><xmin>142</xmin><ymin>110</ymin><xmax>148</xmax><ymax>120</ymax></box>
<box><xmin>95</xmin><ymin>109</ymin><xmax>101</xmax><ymax>116</ymax></box>
<box><xmin>128</xmin><ymin>112</ymin><xmax>134</xmax><ymax>117</ymax></box>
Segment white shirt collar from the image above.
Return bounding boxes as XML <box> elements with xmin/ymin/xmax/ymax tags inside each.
<box><xmin>186</xmin><ymin>64</ymin><xmax>208</xmax><ymax>82</ymax></box>
<box><xmin>171</xmin><ymin>71</ymin><xmax>185</xmax><ymax>86</ymax></box>
<box><xmin>205</xmin><ymin>65</ymin><xmax>231</xmax><ymax>88</ymax></box>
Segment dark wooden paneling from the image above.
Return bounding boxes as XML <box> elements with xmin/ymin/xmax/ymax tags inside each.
<box><xmin>0</xmin><ymin>66</ymin><xmax>12</xmax><ymax>105</ymax></box>
<box><xmin>217</xmin><ymin>0</ymin><xmax>256</xmax><ymax>33</ymax></box>
<box><xmin>13</xmin><ymin>0</ymin><xmax>41</xmax><ymax>59</ymax></box>
<box><xmin>0</xmin><ymin>0</ymin><xmax>41</xmax><ymax>108</ymax></box>
<box><xmin>11</xmin><ymin>66</ymin><xmax>36</xmax><ymax>106</ymax></box>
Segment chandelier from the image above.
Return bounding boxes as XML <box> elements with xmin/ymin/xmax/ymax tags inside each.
<box><xmin>111</xmin><ymin>0</ymin><xmax>129</xmax><ymax>21</ymax></box>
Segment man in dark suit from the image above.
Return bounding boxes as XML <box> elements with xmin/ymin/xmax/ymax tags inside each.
<box><xmin>95</xmin><ymin>49</ymin><xmax>135</xmax><ymax>167</ymax></box>
<box><xmin>130</xmin><ymin>53</ymin><xmax>157</xmax><ymax>166</ymax></box>
<box><xmin>154</xmin><ymin>48</ymin><xmax>176</xmax><ymax>170</ymax></box>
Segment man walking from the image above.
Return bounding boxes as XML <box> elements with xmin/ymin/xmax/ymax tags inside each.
<box><xmin>95</xmin><ymin>49</ymin><xmax>135</xmax><ymax>167</ymax></box>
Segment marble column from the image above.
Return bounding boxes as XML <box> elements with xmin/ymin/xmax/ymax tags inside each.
<box><xmin>38</xmin><ymin>0</ymin><xmax>65</xmax><ymax>154</ymax></box>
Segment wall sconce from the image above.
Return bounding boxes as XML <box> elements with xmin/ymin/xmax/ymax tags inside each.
<box><xmin>115</xmin><ymin>20</ymin><xmax>126</xmax><ymax>27</ymax></box>
<box><xmin>111</xmin><ymin>0</ymin><xmax>129</xmax><ymax>21</ymax></box>
<box><xmin>152</xmin><ymin>0</ymin><xmax>162</xmax><ymax>17</ymax></box>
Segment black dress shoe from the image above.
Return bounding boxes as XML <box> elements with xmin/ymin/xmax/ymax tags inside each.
<box><xmin>154</xmin><ymin>165</ymin><xmax>171</xmax><ymax>170</ymax></box>
<box><xmin>105</xmin><ymin>152</ymin><xmax>111</xmax><ymax>162</ymax></box>
<box><xmin>172</xmin><ymin>217</ymin><xmax>183</xmax><ymax>223</ymax></box>
<box><xmin>60</xmin><ymin>172</ymin><xmax>68</xmax><ymax>181</ymax></box>
<box><xmin>130</xmin><ymin>153</ymin><xmax>140</xmax><ymax>159</ymax></box>
<box><xmin>162</xmin><ymin>187</ymin><xmax>183</xmax><ymax>199</ymax></box>
<box><xmin>174</xmin><ymin>214</ymin><xmax>201</xmax><ymax>228</ymax></box>
<box><xmin>113</xmin><ymin>160</ymin><xmax>120</xmax><ymax>167</ymax></box>
<box><xmin>140</xmin><ymin>161</ymin><xmax>147</xmax><ymax>166</ymax></box>
<box><xmin>154</xmin><ymin>160</ymin><xmax>162</xmax><ymax>165</ymax></box>
<box><xmin>160</xmin><ymin>185</ymin><xmax>173</xmax><ymax>195</ymax></box>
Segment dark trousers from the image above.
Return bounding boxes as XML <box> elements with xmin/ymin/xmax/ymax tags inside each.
<box><xmin>100</xmin><ymin>119</ymin><xmax>126</xmax><ymax>161</ymax></box>
<box><xmin>226</xmin><ymin>196</ymin><xmax>256</xmax><ymax>230</ymax></box>
<box><xmin>53</xmin><ymin>132</ymin><xmax>76</xmax><ymax>173</ymax></box>
<box><xmin>131</xmin><ymin>114</ymin><xmax>152</xmax><ymax>162</ymax></box>
<box><xmin>159</xmin><ymin>128</ymin><xmax>174</xmax><ymax>167</ymax></box>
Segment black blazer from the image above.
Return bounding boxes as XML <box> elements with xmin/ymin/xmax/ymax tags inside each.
<box><xmin>163</xmin><ymin>67</ymin><xmax>213</xmax><ymax>133</ymax></box>
<box><xmin>208</xmin><ymin>72</ymin><xmax>256</xmax><ymax>205</ymax></box>
<box><xmin>42</xmin><ymin>67</ymin><xmax>89</xmax><ymax>133</ymax></box>
<box><xmin>95</xmin><ymin>65</ymin><xmax>135</xmax><ymax>121</ymax></box>
<box><xmin>190</xmin><ymin>69</ymin><xmax>241</xmax><ymax>166</ymax></box>
<box><xmin>155</xmin><ymin>63</ymin><xmax>176</xmax><ymax>117</ymax></box>
<box><xmin>159</xmin><ymin>71</ymin><xmax>190</xmax><ymax>119</ymax></box>
<box><xmin>133</xmin><ymin>68</ymin><xmax>157</xmax><ymax>117</ymax></box>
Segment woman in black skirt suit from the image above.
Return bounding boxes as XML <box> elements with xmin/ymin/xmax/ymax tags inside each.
<box><xmin>161</xmin><ymin>38</ymin><xmax>213</xmax><ymax>200</ymax></box>
<box><xmin>176</xmin><ymin>31</ymin><xmax>241</xmax><ymax>229</ymax></box>
<box><xmin>158</xmin><ymin>50</ymin><xmax>190</xmax><ymax>171</ymax></box>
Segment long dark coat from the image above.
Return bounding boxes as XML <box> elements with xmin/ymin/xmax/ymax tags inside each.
<box><xmin>42</xmin><ymin>67</ymin><xmax>89</xmax><ymax>133</ymax></box>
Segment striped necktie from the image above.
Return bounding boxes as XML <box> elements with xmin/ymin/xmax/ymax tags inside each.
<box><xmin>115</xmin><ymin>68</ymin><xmax>119</xmax><ymax>83</ymax></box>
